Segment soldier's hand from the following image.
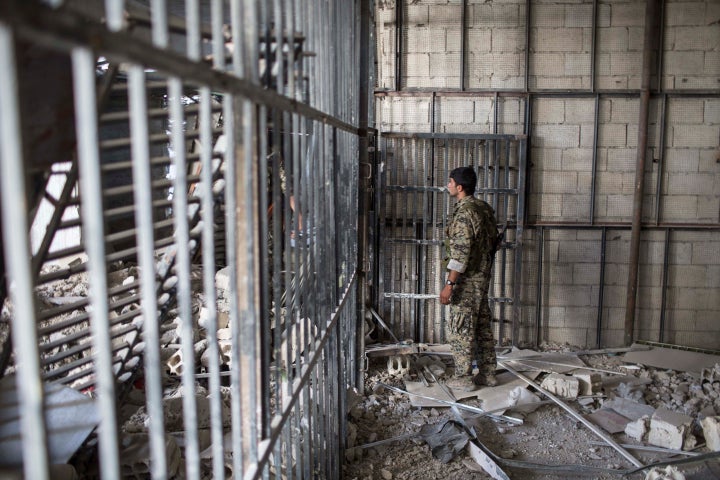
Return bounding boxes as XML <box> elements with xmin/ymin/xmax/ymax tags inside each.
<box><xmin>439</xmin><ymin>285</ymin><xmax>452</xmax><ymax>305</ymax></box>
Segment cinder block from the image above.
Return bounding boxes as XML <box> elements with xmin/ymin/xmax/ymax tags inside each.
<box><xmin>577</xmin><ymin>172</ymin><xmax>592</xmax><ymax>194</ymax></box>
<box><xmin>672</xmin><ymin>125</ymin><xmax>720</xmax><ymax>148</ymax></box>
<box><xmin>533</xmin><ymin>28</ymin><xmax>583</xmax><ymax>52</ymax></box>
<box><xmin>573</xmin><ymin>370</ymin><xmax>602</xmax><ymax>395</ymax></box>
<box><xmin>606</xmin><ymin>193</ymin><xmax>633</xmax><ymax>218</ymax></box>
<box><xmin>665</xmin><ymin>51</ymin><xmax>705</xmax><ymax>76</ymax></box>
<box><xmin>492</xmin><ymin>28</ymin><xmax>525</xmax><ymax>53</ymax></box>
<box><xmin>547</xmin><ymin>285</ymin><xmax>592</xmax><ymax>307</ymax></box>
<box><xmin>572</xmin><ymin>263</ymin><xmax>601</xmax><ymax>285</ymax></box>
<box><xmin>530</xmin><ymin>53</ymin><xmax>565</xmax><ymax>76</ymax></box>
<box><xmin>648</xmin><ymin>408</ymin><xmax>697</xmax><ymax>451</ymax></box>
<box><xmin>562</xmin><ymin>194</ymin><xmax>590</xmax><ymax>219</ymax></box>
<box><xmin>405</xmin><ymin>53</ymin><xmax>430</xmax><ymax>77</ymax></box>
<box><xmin>664</xmin><ymin>148</ymin><xmax>700</xmax><ymax>173</ymax></box>
<box><xmin>540</xmin><ymin>373</ymin><xmax>580</xmax><ymax>399</ymax></box>
<box><xmin>533</xmin><ymin>125</ymin><xmax>580</xmax><ymax>148</ymax></box>
<box><xmin>610</xmin><ymin>3</ymin><xmax>645</xmax><ymax>27</ymax></box>
<box><xmin>668</xmin><ymin>173</ymin><xmax>715</xmax><ymax>195</ymax></box>
<box><xmin>596</xmin><ymin>27</ymin><xmax>629</xmax><ymax>52</ymax></box>
<box><xmin>540</xmin><ymin>171</ymin><xmax>578</xmax><ymax>194</ymax></box>
<box><xmin>660</xmin><ymin>195</ymin><xmax>698</xmax><ymax>221</ymax></box>
<box><xmin>564</xmin><ymin>4</ymin><xmax>593</xmax><ymax>28</ymax></box>
<box><xmin>667</xmin><ymin>98</ymin><xmax>706</xmax><ymax>124</ymax></box>
<box><xmin>699</xmin><ymin>196</ymin><xmax>720</xmax><ymax>221</ymax></box>
<box><xmin>564</xmin><ymin>99</ymin><xmax>595</xmax><ymax>124</ymax></box>
<box><xmin>428</xmin><ymin>5</ymin><xmax>463</xmax><ymax>24</ymax></box>
<box><xmin>625</xmin><ymin>415</ymin><xmax>650</xmax><ymax>441</ymax></box>
<box><xmin>532</xmin><ymin>4</ymin><xmax>565</xmax><ymax>27</ymax></box>
<box><xmin>598</xmin><ymin>124</ymin><xmax>627</xmax><ymax>147</ymax></box>
<box><xmin>405</xmin><ymin>4</ymin><xmax>428</xmax><ymax>25</ymax></box>
<box><xmin>610</xmin><ymin>52</ymin><xmax>642</xmax><ymax>76</ymax></box>
<box><xmin>579</xmin><ymin>124</ymin><xmax>595</xmax><ymax>147</ymax></box>
<box><xmin>665</xmin><ymin>2</ymin><xmax>706</xmax><ymax>26</ymax></box>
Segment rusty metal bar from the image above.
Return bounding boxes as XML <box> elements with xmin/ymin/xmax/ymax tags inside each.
<box><xmin>624</xmin><ymin>0</ymin><xmax>660</xmax><ymax>346</ymax></box>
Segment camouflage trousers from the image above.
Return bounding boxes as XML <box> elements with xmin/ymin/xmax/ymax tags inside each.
<box><xmin>446</xmin><ymin>278</ymin><xmax>496</xmax><ymax>377</ymax></box>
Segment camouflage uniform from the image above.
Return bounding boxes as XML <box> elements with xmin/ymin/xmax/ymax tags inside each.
<box><xmin>444</xmin><ymin>196</ymin><xmax>497</xmax><ymax>378</ymax></box>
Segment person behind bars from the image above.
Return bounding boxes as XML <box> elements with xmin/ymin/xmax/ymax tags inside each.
<box><xmin>440</xmin><ymin>166</ymin><xmax>499</xmax><ymax>392</ymax></box>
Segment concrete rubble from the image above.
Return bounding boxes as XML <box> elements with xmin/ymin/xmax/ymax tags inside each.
<box><xmin>345</xmin><ymin>344</ymin><xmax>720</xmax><ymax>480</ymax></box>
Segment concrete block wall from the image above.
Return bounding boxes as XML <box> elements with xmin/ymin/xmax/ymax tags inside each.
<box><xmin>375</xmin><ymin>0</ymin><xmax>720</xmax><ymax>349</ymax></box>
<box><xmin>467</xmin><ymin>0</ymin><xmax>526</xmax><ymax>89</ymax></box>
<box><xmin>662</xmin><ymin>0</ymin><xmax>720</xmax><ymax>90</ymax></box>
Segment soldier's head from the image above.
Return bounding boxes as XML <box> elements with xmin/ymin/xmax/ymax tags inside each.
<box><xmin>448</xmin><ymin>167</ymin><xmax>477</xmax><ymax>197</ymax></box>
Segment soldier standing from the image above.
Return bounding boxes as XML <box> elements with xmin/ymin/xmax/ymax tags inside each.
<box><xmin>440</xmin><ymin>166</ymin><xmax>498</xmax><ymax>392</ymax></box>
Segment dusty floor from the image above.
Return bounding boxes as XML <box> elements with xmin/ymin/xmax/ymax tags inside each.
<box><xmin>342</xmin><ymin>346</ymin><xmax>720</xmax><ymax>480</ymax></box>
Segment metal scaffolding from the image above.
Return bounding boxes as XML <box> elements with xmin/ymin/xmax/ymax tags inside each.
<box><xmin>0</xmin><ymin>0</ymin><xmax>369</xmax><ymax>478</ymax></box>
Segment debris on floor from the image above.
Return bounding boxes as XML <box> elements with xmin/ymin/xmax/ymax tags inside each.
<box><xmin>343</xmin><ymin>343</ymin><xmax>720</xmax><ymax>480</ymax></box>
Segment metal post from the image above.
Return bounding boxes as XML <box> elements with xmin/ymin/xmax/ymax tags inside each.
<box><xmin>624</xmin><ymin>0</ymin><xmax>659</xmax><ymax>346</ymax></box>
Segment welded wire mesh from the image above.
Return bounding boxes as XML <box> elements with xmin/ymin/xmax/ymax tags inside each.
<box><xmin>377</xmin><ymin>132</ymin><xmax>527</xmax><ymax>346</ymax></box>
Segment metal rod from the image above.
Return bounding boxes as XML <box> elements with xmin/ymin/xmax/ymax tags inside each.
<box><xmin>169</xmin><ymin>74</ymin><xmax>200</xmax><ymax>480</ymax></box>
<box><xmin>460</xmin><ymin>0</ymin><xmax>467</xmax><ymax>91</ymax></box>
<box><xmin>659</xmin><ymin>228</ymin><xmax>671</xmax><ymax>343</ymax></box>
<box><xmin>596</xmin><ymin>227</ymin><xmax>606</xmax><ymax>348</ymax></box>
<box><xmin>590</xmin><ymin>94</ymin><xmax>599</xmax><ymax>223</ymax></box>
<box><xmin>128</xmin><ymin>64</ymin><xmax>168</xmax><ymax>477</ymax></box>
<box><xmin>0</xmin><ymin>24</ymin><xmax>51</xmax><ymax>480</ymax></box>
<box><xmin>624</xmin><ymin>0</ymin><xmax>660</xmax><ymax>346</ymax></box>
<box><xmin>72</xmin><ymin>46</ymin><xmax>121</xmax><ymax>480</ymax></box>
<box><xmin>654</xmin><ymin>94</ymin><xmax>667</xmax><ymax>224</ymax></box>
<box><xmin>535</xmin><ymin>227</ymin><xmax>544</xmax><ymax>347</ymax></box>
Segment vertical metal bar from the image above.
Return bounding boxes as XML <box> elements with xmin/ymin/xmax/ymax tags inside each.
<box><xmin>659</xmin><ymin>228</ymin><xmax>670</xmax><ymax>342</ymax></box>
<box><xmin>534</xmin><ymin>226</ymin><xmax>544</xmax><ymax>348</ymax></box>
<box><xmin>596</xmin><ymin>227</ymin><xmax>607</xmax><ymax>348</ymax></box>
<box><xmin>524</xmin><ymin>0</ymin><xmax>531</xmax><ymax>92</ymax></box>
<box><xmin>655</xmin><ymin>0</ymin><xmax>666</xmax><ymax>93</ymax></box>
<box><xmin>419</xmin><ymin>139</ymin><xmax>428</xmax><ymax>342</ymax></box>
<box><xmin>207</xmin><ymin>3</ymin><xmax>225</xmax><ymax>477</ymax></box>
<box><xmin>395</xmin><ymin>0</ymin><xmax>402</xmax><ymax>91</ymax></box>
<box><xmin>71</xmin><ymin>46</ymin><xmax>121</xmax><ymax>480</ymax></box>
<box><xmin>128</xmin><ymin>64</ymin><xmax>167</xmax><ymax>478</ymax></box>
<box><xmin>271</xmin><ymin>0</ymin><xmax>282</xmax><ymax>94</ymax></box>
<box><xmin>493</xmin><ymin>92</ymin><xmax>499</xmax><ymax>134</ymax></box>
<box><xmin>461</xmin><ymin>0</ymin><xmax>467</xmax><ymax>91</ymax></box>
<box><xmin>0</xmin><ymin>24</ymin><xmax>50</xmax><ymax>480</ymax></box>
<box><xmin>171</xmin><ymin>76</ymin><xmax>200</xmax><ymax>480</ymax></box>
<box><xmin>654</xmin><ymin>94</ymin><xmax>667</xmax><ymax>225</ymax></box>
<box><xmin>625</xmin><ymin>0</ymin><xmax>659</xmax><ymax>346</ymax></box>
<box><xmin>513</xmin><ymin>139</ymin><xmax>527</xmax><ymax>345</ymax></box>
<box><xmin>224</xmin><ymin>94</ymin><xmax>243</xmax><ymax>477</ymax></box>
<box><xmin>150</xmin><ymin>0</ymin><xmax>168</xmax><ymax>48</ymax></box>
<box><xmin>408</xmin><ymin>139</ymin><xmax>424</xmax><ymax>341</ymax></box>
<box><xmin>200</xmin><ymin>84</ymin><xmax>224</xmax><ymax>479</ymax></box>
<box><xmin>211</xmin><ymin>0</ymin><xmax>224</xmax><ymax>70</ymax></box>
<box><xmin>105</xmin><ymin>0</ymin><xmax>124</xmax><ymax>32</ymax></box>
<box><xmin>590</xmin><ymin>94</ymin><xmax>599</xmax><ymax>224</ymax></box>
<box><xmin>591</xmin><ymin>0</ymin><xmax>598</xmax><ymax>93</ymax></box>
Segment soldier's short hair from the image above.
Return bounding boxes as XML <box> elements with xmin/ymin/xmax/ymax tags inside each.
<box><xmin>449</xmin><ymin>166</ymin><xmax>477</xmax><ymax>195</ymax></box>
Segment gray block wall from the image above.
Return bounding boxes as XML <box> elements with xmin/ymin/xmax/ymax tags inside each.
<box><xmin>374</xmin><ymin>0</ymin><xmax>720</xmax><ymax>349</ymax></box>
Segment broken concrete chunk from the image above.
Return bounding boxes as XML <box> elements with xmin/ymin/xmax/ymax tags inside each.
<box><xmin>701</xmin><ymin>364</ymin><xmax>720</xmax><ymax>383</ymax></box>
<box><xmin>572</xmin><ymin>370</ymin><xmax>602</xmax><ymax>396</ymax></box>
<box><xmin>644</xmin><ymin>465</ymin><xmax>686</xmax><ymax>480</ymax></box>
<box><xmin>507</xmin><ymin>386</ymin><xmax>542</xmax><ymax>413</ymax></box>
<box><xmin>603</xmin><ymin>397</ymin><xmax>655</xmax><ymax>422</ymax></box>
<box><xmin>700</xmin><ymin>416</ymin><xmax>720</xmax><ymax>452</ymax></box>
<box><xmin>624</xmin><ymin>415</ymin><xmax>650</xmax><ymax>441</ymax></box>
<box><xmin>387</xmin><ymin>355</ymin><xmax>410</xmax><ymax>376</ymax></box>
<box><xmin>540</xmin><ymin>373</ymin><xmax>579</xmax><ymax>399</ymax></box>
<box><xmin>647</xmin><ymin>407</ymin><xmax>696</xmax><ymax>451</ymax></box>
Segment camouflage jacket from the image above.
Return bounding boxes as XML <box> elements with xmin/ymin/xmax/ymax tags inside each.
<box><xmin>444</xmin><ymin>196</ymin><xmax>497</xmax><ymax>277</ymax></box>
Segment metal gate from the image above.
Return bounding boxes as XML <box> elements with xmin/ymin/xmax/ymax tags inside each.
<box><xmin>375</xmin><ymin>133</ymin><xmax>527</xmax><ymax>346</ymax></box>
